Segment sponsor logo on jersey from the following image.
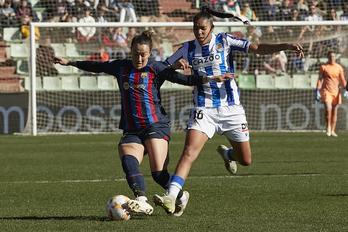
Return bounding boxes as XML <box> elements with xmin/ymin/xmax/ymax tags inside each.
<box><xmin>131</xmin><ymin>84</ymin><xmax>146</xmax><ymax>89</ymax></box>
<box><xmin>123</xmin><ymin>82</ymin><xmax>146</xmax><ymax>90</ymax></box>
<box><xmin>192</xmin><ymin>53</ymin><xmax>222</xmax><ymax>69</ymax></box>
<box><xmin>141</xmin><ymin>73</ymin><xmax>148</xmax><ymax>79</ymax></box>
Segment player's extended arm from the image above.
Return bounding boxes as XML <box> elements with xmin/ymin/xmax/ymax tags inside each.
<box><xmin>53</xmin><ymin>56</ymin><xmax>114</xmax><ymax>74</ymax></box>
<box><xmin>52</xmin><ymin>56</ymin><xmax>73</xmax><ymax>66</ymax></box>
<box><xmin>249</xmin><ymin>43</ymin><xmax>304</xmax><ymax>58</ymax></box>
<box><xmin>159</xmin><ymin>68</ymin><xmax>233</xmax><ymax>85</ymax></box>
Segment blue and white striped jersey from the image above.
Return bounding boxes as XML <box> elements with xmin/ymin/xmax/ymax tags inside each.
<box><xmin>166</xmin><ymin>32</ymin><xmax>250</xmax><ymax>107</ymax></box>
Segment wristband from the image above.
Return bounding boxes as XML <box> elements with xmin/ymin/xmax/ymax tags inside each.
<box><xmin>207</xmin><ymin>76</ymin><xmax>213</xmax><ymax>82</ymax></box>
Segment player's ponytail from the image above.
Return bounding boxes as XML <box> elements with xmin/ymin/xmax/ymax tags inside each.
<box><xmin>201</xmin><ymin>5</ymin><xmax>249</xmax><ymax>25</ymax></box>
<box><xmin>131</xmin><ymin>30</ymin><xmax>153</xmax><ymax>51</ymax></box>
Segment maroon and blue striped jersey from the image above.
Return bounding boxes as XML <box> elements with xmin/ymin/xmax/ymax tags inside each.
<box><xmin>76</xmin><ymin>59</ymin><xmax>204</xmax><ymax>131</ymax></box>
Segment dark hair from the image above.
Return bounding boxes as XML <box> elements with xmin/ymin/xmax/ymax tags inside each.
<box><xmin>198</xmin><ymin>5</ymin><xmax>249</xmax><ymax>25</ymax></box>
<box><xmin>193</xmin><ymin>9</ymin><xmax>215</xmax><ymax>27</ymax></box>
<box><xmin>131</xmin><ymin>30</ymin><xmax>153</xmax><ymax>51</ymax></box>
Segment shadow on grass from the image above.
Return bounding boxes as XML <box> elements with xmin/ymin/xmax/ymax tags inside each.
<box><xmin>324</xmin><ymin>194</ymin><xmax>348</xmax><ymax>197</ymax></box>
<box><xmin>0</xmin><ymin>215</ymin><xmax>148</xmax><ymax>221</ymax></box>
<box><xmin>0</xmin><ymin>216</ymin><xmax>109</xmax><ymax>221</ymax></box>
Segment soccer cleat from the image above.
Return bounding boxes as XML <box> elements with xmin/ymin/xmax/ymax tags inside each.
<box><xmin>173</xmin><ymin>191</ymin><xmax>190</xmax><ymax>217</ymax></box>
<box><xmin>217</xmin><ymin>145</ymin><xmax>237</xmax><ymax>174</ymax></box>
<box><xmin>331</xmin><ymin>131</ymin><xmax>338</xmax><ymax>137</ymax></box>
<box><xmin>152</xmin><ymin>193</ymin><xmax>176</xmax><ymax>214</ymax></box>
<box><xmin>326</xmin><ymin>126</ymin><xmax>331</xmax><ymax>137</ymax></box>
<box><xmin>127</xmin><ymin>199</ymin><xmax>153</xmax><ymax>215</ymax></box>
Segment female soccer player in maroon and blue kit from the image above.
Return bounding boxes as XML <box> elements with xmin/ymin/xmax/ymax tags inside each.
<box><xmin>53</xmin><ymin>30</ymin><xmax>233</xmax><ymax>216</ymax></box>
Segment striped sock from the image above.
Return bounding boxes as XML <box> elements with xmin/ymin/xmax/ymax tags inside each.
<box><xmin>168</xmin><ymin>174</ymin><xmax>185</xmax><ymax>199</ymax></box>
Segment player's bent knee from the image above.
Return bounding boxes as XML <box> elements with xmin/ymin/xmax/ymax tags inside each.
<box><xmin>182</xmin><ymin>146</ymin><xmax>200</xmax><ymax>163</ymax></box>
<box><xmin>239</xmin><ymin>159</ymin><xmax>251</xmax><ymax>166</ymax></box>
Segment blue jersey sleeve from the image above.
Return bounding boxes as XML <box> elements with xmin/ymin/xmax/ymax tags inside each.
<box><xmin>164</xmin><ymin>44</ymin><xmax>186</xmax><ymax>65</ymax></box>
<box><xmin>76</xmin><ymin>60</ymin><xmax>126</xmax><ymax>76</ymax></box>
<box><xmin>225</xmin><ymin>33</ymin><xmax>250</xmax><ymax>53</ymax></box>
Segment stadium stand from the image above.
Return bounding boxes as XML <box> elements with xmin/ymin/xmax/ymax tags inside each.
<box><xmin>43</xmin><ymin>76</ymin><xmax>60</xmax><ymax>91</ymax></box>
<box><xmin>97</xmin><ymin>75</ymin><xmax>116</xmax><ymax>90</ymax></box>
<box><xmin>54</xmin><ymin>63</ymin><xmax>75</xmax><ymax>75</ymax></box>
<box><xmin>238</xmin><ymin>74</ymin><xmax>256</xmax><ymax>89</ymax></box>
<box><xmin>275</xmin><ymin>75</ymin><xmax>292</xmax><ymax>89</ymax></box>
<box><xmin>310</xmin><ymin>73</ymin><xmax>319</xmax><ymax>88</ymax></box>
<box><xmin>16</xmin><ymin>60</ymin><xmax>29</xmax><ymax>75</ymax></box>
<box><xmin>51</xmin><ymin>43</ymin><xmax>66</xmax><ymax>58</ymax></box>
<box><xmin>256</xmin><ymin>74</ymin><xmax>275</xmax><ymax>89</ymax></box>
<box><xmin>3</xmin><ymin>0</ymin><xmax>348</xmax><ymax>94</ymax></box>
<box><xmin>80</xmin><ymin>76</ymin><xmax>98</xmax><ymax>90</ymax></box>
<box><xmin>65</xmin><ymin>43</ymin><xmax>89</xmax><ymax>59</ymax></box>
<box><xmin>293</xmin><ymin>74</ymin><xmax>311</xmax><ymax>89</ymax></box>
<box><xmin>10</xmin><ymin>43</ymin><xmax>27</xmax><ymax>59</ymax></box>
<box><xmin>61</xmin><ymin>76</ymin><xmax>80</xmax><ymax>91</ymax></box>
<box><xmin>3</xmin><ymin>28</ymin><xmax>22</xmax><ymax>43</ymax></box>
<box><xmin>24</xmin><ymin>77</ymin><xmax>43</xmax><ymax>91</ymax></box>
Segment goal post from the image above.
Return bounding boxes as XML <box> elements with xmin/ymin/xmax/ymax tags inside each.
<box><xmin>23</xmin><ymin>21</ymin><xmax>348</xmax><ymax>135</ymax></box>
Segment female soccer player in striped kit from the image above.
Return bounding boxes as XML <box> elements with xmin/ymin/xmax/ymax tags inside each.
<box><xmin>315</xmin><ymin>50</ymin><xmax>348</xmax><ymax>137</ymax></box>
<box><xmin>153</xmin><ymin>6</ymin><xmax>304</xmax><ymax>215</ymax></box>
<box><xmin>53</xmin><ymin>31</ymin><xmax>233</xmax><ymax>216</ymax></box>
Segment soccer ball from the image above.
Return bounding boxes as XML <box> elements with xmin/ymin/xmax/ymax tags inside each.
<box><xmin>106</xmin><ymin>195</ymin><xmax>131</xmax><ymax>221</ymax></box>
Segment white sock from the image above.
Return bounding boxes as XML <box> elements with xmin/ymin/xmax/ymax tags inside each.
<box><xmin>137</xmin><ymin>196</ymin><xmax>148</xmax><ymax>202</ymax></box>
<box><xmin>177</xmin><ymin>192</ymin><xmax>187</xmax><ymax>205</ymax></box>
<box><xmin>168</xmin><ymin>182</ymin><xmax>182</xmax><ymax>199</ymax></box>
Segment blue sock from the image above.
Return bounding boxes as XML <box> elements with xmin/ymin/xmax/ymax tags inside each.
<box><xmin>121</xmin><ymin>155</ymin><xmax>146</xmax><ymax>198</ymax></box>
<box><xmin>168</xmin><ymin>174</ymin><xmax>185</xmax><ymax>198</ymax></box>
<box><xmin>228</xmin><ymin>148</ymin><xmax>235</xmax><ymax>161</ymax></box>
<box><xmin>152</xmin><ymin>171</ymin><xmax>183</xmax><ymax>199</ymax></box>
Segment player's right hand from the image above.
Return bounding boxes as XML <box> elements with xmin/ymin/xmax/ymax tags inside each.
<box><xmin>52</xmin><ymin>56</ymin><xmax>69</xmax><ymax>66</ymax></box>
<box><xmin>212</xmin><ymin>73</ymin><xmax>234</xmax><ymax>82</ymax></box>
<box><xmin>315</xmin><ymin>88</ymin><xmax>321</xmax><ymax>102</ymax></box>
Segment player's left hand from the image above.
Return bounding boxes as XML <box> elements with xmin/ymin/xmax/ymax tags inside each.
<box><xmin>171</xmin><ymin>58</ymin><xmax>192</xmax><ymax>70</ymax></box>
<box><xmin>344</xmin><ymin>89</ymin><xmax>348</xmax><ymax>100</ymax></box>
<box><xmin>290</xmin><ymin>43</ymin><xmax>304</xmax><ymax>59</ymax></box>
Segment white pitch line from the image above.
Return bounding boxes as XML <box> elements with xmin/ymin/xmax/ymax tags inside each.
<box><xmin>0</xmin><ymin>173</ymin><xmax>323</xmax><ymax>184</ymax></box>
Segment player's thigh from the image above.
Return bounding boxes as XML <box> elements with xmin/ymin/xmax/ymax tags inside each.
<box><xmin>118</xmin><ymin>143</ymin><xmax>145</xmax><ymax>165</ymax></box>
<box><xmin>228</xmin><ymin>139</ymin><xmax>251</xmax><ymax>166</ymax></box>
<box><xmin>324</xmin><ymin>101</ymin><xmax>332</xmax><ymax>110</ymax></box>
<box><xmin>144</xmin><ymin>138</ymin><xmax>169</xmax><ymax>172</ymax></box>
<box><xmin>181</xmin><ymin>129</ymin><xmax>208</xmax><ymax>162</ymax></box>
<box><xmin>332</xmin><ymin>103</ymin><xmax>339</xmax><ymax>111</ymax></box>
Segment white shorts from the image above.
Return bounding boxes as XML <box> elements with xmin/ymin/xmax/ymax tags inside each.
<box><xmin>186</xmin><ymin>105</ymin><xmax>249</xmax><ymax>142</ymax></box>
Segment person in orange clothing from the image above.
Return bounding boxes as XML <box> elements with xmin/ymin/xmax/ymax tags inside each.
<box><xmin>86</xmin><ymin>44</ymin><xmax>109</xmax><ymax>62</ymax></box>
<box><xmin>316</xmin><ymin>50</ymin><xmax>347</xmax><ymax>137</ymax></box>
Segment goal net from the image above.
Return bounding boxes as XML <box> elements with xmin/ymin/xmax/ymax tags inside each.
<box><xmin>19</xmin><ymin>20</ymin><xmax>348</xmax><ymax>135</ymax></box>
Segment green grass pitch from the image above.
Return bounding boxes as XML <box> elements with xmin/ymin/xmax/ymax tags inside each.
<box><xmin>0</xmin><ymin>132</ymin><xmax>347</xmax><ymax>231</ymax></box>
